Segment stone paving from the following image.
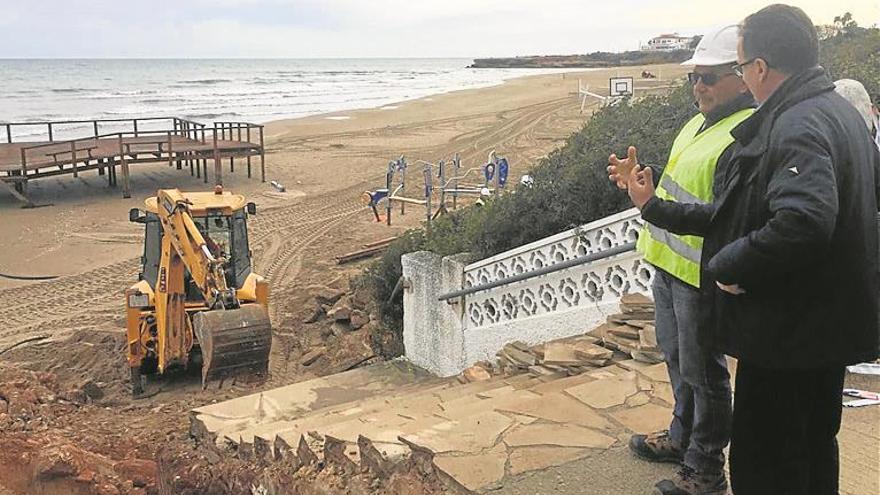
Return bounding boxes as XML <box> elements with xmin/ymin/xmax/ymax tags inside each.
<box><xmin>191</xmin><ymin>356</ymin><xmax>680</xmax><ymax>493</ymax></box>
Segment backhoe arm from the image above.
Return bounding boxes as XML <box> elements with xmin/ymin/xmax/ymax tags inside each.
<box><xmin>156</xmin><ymin>189</ymin><xmax>236</xmax><ymax>309</ymax></box>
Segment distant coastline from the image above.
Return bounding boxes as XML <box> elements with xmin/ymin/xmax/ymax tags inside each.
<box><xmin>469</xmin><ymin>49</ymin><xmax>693</xmax><ymax>69</ymax></box>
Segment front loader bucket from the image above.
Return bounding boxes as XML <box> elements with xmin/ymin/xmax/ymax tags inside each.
<box><xmin>192</xmin><ymin>304</ymin><xmax>272</xmax><ymax>387</ymax></box>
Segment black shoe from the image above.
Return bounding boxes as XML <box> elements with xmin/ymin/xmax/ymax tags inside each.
<box><xmin>653</xmin><ymin>466</ymin><xmax>728</xmax><ymax>495</ymax></box>
<box><xmin>629</xmin><ymin>430</ymin><xmax>684</xmax><ymax>464</ymax></box>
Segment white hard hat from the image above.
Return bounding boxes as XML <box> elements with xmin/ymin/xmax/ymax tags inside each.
<box><xmin>834</xmin><ymin>79</ymin><xmax>875</xmax><ymax>131</ymax></box>
<box><xmin>681</xmin><ymin>25</ymin><xmax>739</xmax><ymax>66</ymax></box>
<box><xmin>480</xmin><ymin>187</ymin><xmax>491</xmax><ymax>197</ymax></box>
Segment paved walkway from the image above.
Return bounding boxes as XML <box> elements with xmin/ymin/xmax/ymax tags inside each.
<box><xmin>190</xmin><ymin>358</ymin><xmax>878</xmax><ymax>494</ymax></box>
<box><xmin>499</xmin><ymin>372</ymin><xmax>880</xmax><ymax>495</ymax></box>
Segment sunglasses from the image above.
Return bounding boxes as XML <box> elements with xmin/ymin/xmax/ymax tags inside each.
<box><xmin>687</xmin><ymin>71</ymin><xmax>735</xmax><ymax>86</ymax></box>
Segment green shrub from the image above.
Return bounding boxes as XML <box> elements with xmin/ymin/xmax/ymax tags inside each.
<box><xmin>820</xmin><ymin>26</ymin><xmax>880</xmax><ymax>102</ymax></box>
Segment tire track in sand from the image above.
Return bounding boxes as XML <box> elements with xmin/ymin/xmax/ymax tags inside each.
<box><xmin>0</xmin><ymin>185</ymin><xmax>369</xmax><ymax>348</ymax></box>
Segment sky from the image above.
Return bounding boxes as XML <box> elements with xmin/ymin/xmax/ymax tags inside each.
<box><xmin>0</xmin><ymin>0</ymin><xmax>877</xmax><ymax>58</ymax></box>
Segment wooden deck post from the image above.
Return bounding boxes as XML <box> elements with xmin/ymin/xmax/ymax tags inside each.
<box><xmin>202</xmin><ymin>159</ymin><xmax>208</xmax><ymax>183</ymax></box>
<box><xmin>259</xmin><ymin>126</ymin><xmax>266</xmax><ymax>182</ymax></box>
<box><xmin>246</xmin><ymin>127</ymin><xmax>252</xmax><ymax>178</ymax></box>
<box><xmin>213</xmin><ymin>129</ymin><xmax>222</xmax><ymax>186</ymax></box>
<box><xmin>6</xmin><ymin>124</ymin><xmax>12</xmax><ymax>144</ymax></box>
<box><xmin>133</xmin><ymin>119</ymin><xmax>139</xmax><ymax>137</ymax></box>
<box><xmin>119</xmin><ymin>134</ymin><xmax>131</xmax><ymax>198</ymax></box>
<box><xmin>167</xmin><ymin>132</ymin><xmax>177</xmax><ymax>169</ymax></box>
<box><xmin>47</xmin><ymin>123</ymin><xmax>53</xmax><ymax>142</ymax></box>
<box><xmin>71</xmin><ymin>141</ymin><xmax>78</xmax><ymax>178</ymax></box>
<box><xmin>20</xmin><ymin>148</ymin><xmax>28</xmax><ymax>196</ymax></box>
<box><xmin>93</xmin><ymin>121</ymin><xmax>99</xmax><ymax>138</ymax></box>
<box><xmin>229</xmin><ymin>156</ymin><xmax>234</xmax><ymax>173</ymax></box>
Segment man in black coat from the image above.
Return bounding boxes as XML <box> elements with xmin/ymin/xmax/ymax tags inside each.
<box><xmin>614</xmin><ymin>4</ymin><xmax>880</xmax><ymax>494</ymax></box>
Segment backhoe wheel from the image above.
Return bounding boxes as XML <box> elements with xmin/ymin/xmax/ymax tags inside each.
<box><xmin>130</xmin><ymin>367</ymin><xmax>144</xmax><ymax>398</ymax></box>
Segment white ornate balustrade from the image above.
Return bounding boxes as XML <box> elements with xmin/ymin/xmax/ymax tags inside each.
<box><xmin>402</xmin><ymin>207</ymin><xmax>655</xmax><ymax>376</ymax></box>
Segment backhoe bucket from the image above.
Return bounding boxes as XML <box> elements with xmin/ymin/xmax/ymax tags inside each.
<box><xmin>192</xmin><ymin>304</ymin><xmax>272</xmax><ymax>387</ymax></box>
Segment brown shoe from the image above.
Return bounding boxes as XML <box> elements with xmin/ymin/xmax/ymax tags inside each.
<box><xmin>629</xmin><ymin>430</ymin><xmax>683</xmax><ymax>464</ymax></box>
<box><xmin>653</xmin><ymin>466</ymin><xmax>728</xmax><ymax>495</ymax></box>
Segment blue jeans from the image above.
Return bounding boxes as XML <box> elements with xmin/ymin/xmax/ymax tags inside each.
<box><xmin>652</xmin><ymin>268</ymin><xmax>732</xmax><ymax>474</ymax></box>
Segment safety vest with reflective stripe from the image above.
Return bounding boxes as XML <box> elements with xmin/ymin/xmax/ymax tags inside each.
<box><xmin>637</xmin><ymin>108</ymin><xmax>754</xmax><ymax>287</ymax></box>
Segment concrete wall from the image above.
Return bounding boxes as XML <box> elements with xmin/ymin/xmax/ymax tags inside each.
<box><xmin>403</xmin><ymin>209</ymin><xmax>653</xmax><ymax>377</ymax></box>
<box><xmin>402</xmin><ymin>251</ymin><xmax>469</xmax><ymax>377</ymax></box>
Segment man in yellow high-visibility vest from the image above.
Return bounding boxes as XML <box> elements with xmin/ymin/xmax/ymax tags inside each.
<box><xmin>607</xmin><ymin>25</ymin><xmax>754</xmax><ymax>495</ymax></box>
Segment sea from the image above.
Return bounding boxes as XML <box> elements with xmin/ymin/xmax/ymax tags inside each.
<box><xmin>1</xmin><ymin>59</ymin><xmax>572</xmax><ymax>141</ymax></box>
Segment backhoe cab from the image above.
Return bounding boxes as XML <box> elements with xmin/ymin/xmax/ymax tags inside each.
<box><xmin>125</xmin><ymin>187</ymin><xmax>271</xmax><ymax>396</ymax></box>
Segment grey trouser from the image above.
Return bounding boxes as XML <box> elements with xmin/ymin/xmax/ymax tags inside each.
<box><xmin>652</xmin><ymin>268</ymin><xmax>732</xmax><ymax>473</ymax></box>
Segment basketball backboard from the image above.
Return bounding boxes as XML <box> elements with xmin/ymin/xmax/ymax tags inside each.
<box><xmin>609</xmin><ymin>77</ymin><xmax>634</xmax><ymax>97</ymax></box>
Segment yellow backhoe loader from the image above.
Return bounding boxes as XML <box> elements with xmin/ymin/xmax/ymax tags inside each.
<box><xmin>125</xmin><ymin>186</ymin><xmax>271</xmax><ymax>396</ymax></box>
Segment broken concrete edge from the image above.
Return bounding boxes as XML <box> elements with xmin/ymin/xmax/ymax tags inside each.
<box><xmin>357</xmin><ymin>435</ymin><xmax>411</xmax><ymax>479</ymax></box>
<box><xmin>323</xmin><ymin>435</ymin><xmax>359</xmax><ymax>474</ymax></box>
<box><xmin>297</xmin><ymin>434</ymin><xmax>321</xmax><ymax>469</ymax></box>
<box><xmin>396</xmin><ymin>436</ymin><xmax>474</xmax><ymax>495</ymax></box>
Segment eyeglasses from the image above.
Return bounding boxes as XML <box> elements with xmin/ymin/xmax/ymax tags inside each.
<box><xmin>732</xmin><ymin>58</ymin><xmax>758</xmax><ymax>77</ymax></box>
<box><xmin>687</xmin><ymin>72</ymin><xmax>735</xmax><ymax>86</ymax></box>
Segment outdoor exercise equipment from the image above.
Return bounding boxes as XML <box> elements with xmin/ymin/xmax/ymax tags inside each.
<box><xmin>361</xmin><ymin>156</ymin><xmax>434</xmax><ymax>226</ymax></box>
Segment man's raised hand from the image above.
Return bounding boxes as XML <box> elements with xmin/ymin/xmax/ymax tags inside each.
<box><xmin>626</xmin><ymin>164</ymin><xmax>655</xmax><ymax>209</ymax></box>
<box><xmin>607</xmin><ymin>146</ymin><xmax>640</xmax><ymax>190</ymax></box>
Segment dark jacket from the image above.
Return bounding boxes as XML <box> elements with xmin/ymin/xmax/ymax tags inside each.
<box><xmin>642</xmin><ymin>67</ymin><xmax>880</xmax><ymax>368</ymax></box>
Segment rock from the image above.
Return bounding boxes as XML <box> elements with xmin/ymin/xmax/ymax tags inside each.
<box><xmin>35</xmin><ymin>455</ymin><xmax>78</xmax><ymax>480</ymax></box>
<box><xmin>303</xmin><ymin>304</ymin><xmax>326</xmax><ymax>324</ymax></box>
<box><xmin>74</xmin><ymin>469</ymin><xmax>97</xmax><ymax>484</ymax></box>
<box><xmin>330</xmin><ymin>322</ymin><xmax>349</xmax><ymax>337</ymax></box>
<box><xmin>113</xmin><ymin>458</ymin><xmax>157</xmax><ymax>488</ymax></box>
<box><xmin>315</xmin><ymin>288</ymin><xmax>346</xmax><ymax>306</ymax></box>
<box><xmin>608</xmin><ymin>325</ymin><xmax>640</xmax><ymax>340</ymax></box>
<box><xmin>300</xmin><ymin>348</ymin><xmax>326</xmax><ymax>367</ymax></box>
<box><xmin>319</xmin><ymin>326</ymin><xmax>335</xmax><ymax>340</ymax></box>
<box><xmin>61</xmin><ymin>388</ymin><xmax>88</xmax><ymax>404</ymax></box>
<box><xmin>639</xmin><ymin>325</ymin><xmax>658</xmax><ymax>348</ymax></box>
<box><xmin>542</xmin><ymin>342</ymin><xmax>581</xmax><ymax>365</ymax></box>
<box><xmin>620</xmin><ymin>293</ymin><xmax>655</xmax><ymax>313</ymax></box>
<box><xmin>348</xmin><ymin>310</ymin><xmax>369</xmax><ymax>330</ymax></box>
<box><xmin>463</xmin><ymin>365</ymin><xmax>491</xmax><ymax>382</ymax></box>
<box><xmin>349</xmin><ymin>287</ymin><xmax>371</xmax><ymax>311</ymax></box>
<box><xmin>327</xmin><ymin>306</ymin><xmax>352</xmax><ymax>322</ymax></box>
<box><xmin>82</xmin><ymin>380</ymin><xmax>104</xmax><ymax>401</ymax></box>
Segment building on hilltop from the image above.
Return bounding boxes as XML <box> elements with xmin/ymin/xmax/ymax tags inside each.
<box><xmin>641</xmin><ymin>33</ymin><xmax>694</xmax><ymax>51</ymax></box>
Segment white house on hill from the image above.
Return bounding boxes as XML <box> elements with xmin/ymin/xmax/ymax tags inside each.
<box><xmin>641</xmin><ymin>33</ymin><xmax>694</xmax><ymax>51</ymax></box>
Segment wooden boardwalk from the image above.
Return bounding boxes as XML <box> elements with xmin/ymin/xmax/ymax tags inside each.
<box><xmin>0</xmin><ymin>117</ymin><xmax>265</xmax><ymax>206</ymax></box>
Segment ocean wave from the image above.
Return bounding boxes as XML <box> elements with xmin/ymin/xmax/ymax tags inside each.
<box><xmin>184</xmin><ymin>112</ymin><xmax>242</xmax><ymax>120</ymax></box>
<box><xmin>3</xmin><ymin>59</ymin><xmax>570</xmax><ymax>127</ymax></box>
<box><xmin>176</xmin><ymin>78</ymin><xmax>233</xmax><ymax>85</ymax></box>
<box><xmin>50</xmin><ymin>88</ymin><xmax>97</xmax><ymax>94</ymax></box>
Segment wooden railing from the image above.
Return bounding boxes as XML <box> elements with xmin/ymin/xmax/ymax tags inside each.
<box><xmin>12</xmin><ymin>120</ymin><xmax>267</xmax><ymax>196</ymax></box>
<box><xmin>1</xmin><ymin>117</ymin><xmax>191</xmax><ymax>144</ymax></box>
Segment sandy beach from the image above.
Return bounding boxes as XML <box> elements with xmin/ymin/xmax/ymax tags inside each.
<box><xmin>0</xmin><ymin>63</ymin><xmax>687</xmax><ymax>289</ymax></box>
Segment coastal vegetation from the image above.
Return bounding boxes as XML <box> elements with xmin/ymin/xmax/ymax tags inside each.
<box><xmin>362</xmin><ymin>21</ymin><xmax>880</xmax><ymax>358</ymax></box>
<box><xmin>819</xmin><ymin>14</ymin><xmax>880</xmax><ymax>101</ymax></box>
<box><xmin>468</xmin><ymin>49</ymin><xmax>693</xmax><ymax>69</ymax></box>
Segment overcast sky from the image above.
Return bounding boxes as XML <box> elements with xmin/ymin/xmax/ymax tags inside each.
<box><xmin>0</xmin><ymin>0</ymin><xmax>877</xmax><ymax>58</ymax></box>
